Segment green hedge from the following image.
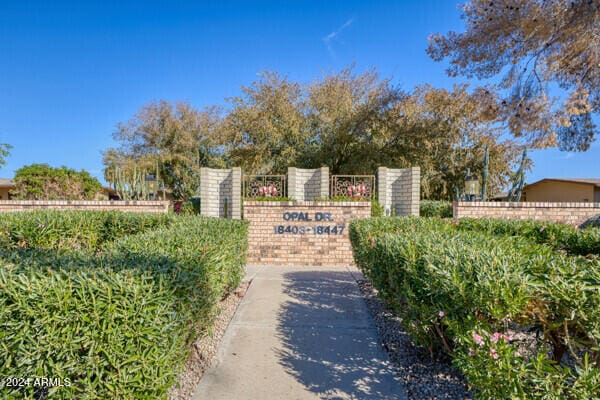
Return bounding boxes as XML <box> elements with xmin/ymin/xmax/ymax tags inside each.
<box><xmin>454</xmin><ymin>217</ymin><xmax>600</xmax><ymax>256</ymax></box>
<box><xmin>104</xmin><ymin>217</ymin><xmax>248</xmax><ymax>326</ymax></box>
<box><xmin>419</xmin><ymin>200</ymin><xmax>453</xmax><ymax>218</ymax></box>
<box><xmin>0</xmin><ymin>214</ymin><xmax>248</xmax><ymax>399</ymax></box>
<box><xmin>350</xmin><ymin>217</ymin><xmax>600</xmax><ymax>399</ymax></box>
<box><xmin>0</xmin><ymin>211</ymin><xmax>177</xmax><ymax>252</ymax></box>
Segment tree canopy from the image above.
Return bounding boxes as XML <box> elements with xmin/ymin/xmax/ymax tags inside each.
<box><xmin>428</xmin><ymin>0</ymin><xmax>600</xmax><ymax>151</ymax></box>
<box><xmin>104</xmin><ymin>68</ymin><xmax>524</xmax><ymax>200</ymax></box>
<box><xmin>104</xmin><ymin>101</ymin><xmax>225</xmax><ymax>200</ymax></box>
<box><xmin>0</xmin><ymin>143</ymin><xmax>11</xmax><ymax>170</ymax></box>
<box><xmin>11</xmin><ymin>164</ymin><xmax>102</xmax><ymax>200</ymax></box>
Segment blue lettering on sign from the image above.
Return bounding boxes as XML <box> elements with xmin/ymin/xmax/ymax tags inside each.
<box><xmin>276</xmin><ymin>210</ymin><xmax>343</xmax><ymax>235</ymax></box>
<box><xmin>274</xmin><ymin>225</ymin><xmax>345</xmax><ymax>235</ymax></box>
<box><xmin>282</xmin><ymin>212</ymin><xmax>312</xmax><ymax>221</ymax></box>
<box><xmin>315</xmin><ymin>212</ymin><xmax>332</xmax><ymax>221</ymax></box>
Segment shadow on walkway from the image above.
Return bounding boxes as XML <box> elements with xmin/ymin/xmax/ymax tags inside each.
<box><xmin>275</xmin><ymin>270</ymin><xmax>404</xmax><ymax>400</ymax></box>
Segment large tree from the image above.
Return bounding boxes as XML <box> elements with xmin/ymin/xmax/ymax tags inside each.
<box><xmin>0</xmin><ymin>143</ymin><xmax>11</xmax><ymax>170</ymax></box>
<box><xmin>382</xmin><ymin>84</ymin><xmax>522</xmax><ymax>199</ymax></box>
<box><xmin>224</xmin><ymin>71</ymin><xmax>307</xmax><ymax>174</ymax></box>
<box><xmin>220</xmin><ymin>68</ymin><xmax>522</xmax><ymax>198</ymax></box>
<box><xmin>303</xmin><ymin>68</ymin><xmax>403</xmax><ymax>173</ymax></box>
<box><xmin>428</xmin><ymin>0</ymin><xmax>600</xmax><ymax>151</ymax></box>
<box><xmin>104</xmin><ymin>101</ymin><xmax>224</xmax><ymax>200</ymax></box>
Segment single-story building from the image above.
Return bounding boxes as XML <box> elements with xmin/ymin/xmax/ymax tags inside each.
<box><xmin>521</xmin><ymin>178</ymin><xmax>600</xmax><ymax>202</ymax></box>
<box><xmin>0</xmin><ymin>178</ymin><xmax>15</xmax><ymax>200</ymax></box>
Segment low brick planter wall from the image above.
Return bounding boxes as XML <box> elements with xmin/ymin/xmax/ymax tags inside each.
<box><xmin>0</xmin><ymin>200</ymin><xmax>170</xmax><ymax>213</ymax></box>
<box><xmin>453</xmin><ymin>201</ymin><xmax>600</xmax><ymax>226</ymax></box>
<box><xmin>244</xmin><ymin>201</ymin><xmax>371</xmax><ymax>266</ymax></box>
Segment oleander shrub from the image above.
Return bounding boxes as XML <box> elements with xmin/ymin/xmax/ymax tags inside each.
<box><xmin>104</xmin><ymin>217</ymin><xmax>248</xmax><ymax>325</ymax></box>
<box><xmin>0</xmin><ymin>265</ymin><xmax>188</xmax><ymax>399</ymax></box>
<box><xmin>420</xmin><ymin>200</ymin><xmax>453</xmax><ymax>218</ymax></box>
<box><xmin>11</xmin><ymin>163</ymin><xmax>103</xmax><ymax>200</ymax></box>
<box><xmin>0</xmin><ymin>214</ymin><xmax>248</xmax><ymax>399</ymax></box>
<box><xmin>0</xmin><ymin>211</ymin><xmax>176</xmax><ymax>252</ymax></box>
<box><xmin>370</xmin><ymin>198</ymin><xmax>384</xmax><ymax>217</ymax></box>
<box><xmin>350</xmin><ymin>217</ymin><xmax>600</xmax><ymax>399</ymax></box>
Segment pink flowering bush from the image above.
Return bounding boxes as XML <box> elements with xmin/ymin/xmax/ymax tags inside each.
<box><xmin>346</xmin><ymin>183</ymin><xmax>367</xmax><ymax>198</ymax></box>
<box><xmin>257</xmin><ymin>184</ymin><xmax>278</xmax><ymax>197</ymax></box>
<box><xmin>350</xmin><ymin>217</ymin><xmax>600</xmax><ymax>399</ymax></box>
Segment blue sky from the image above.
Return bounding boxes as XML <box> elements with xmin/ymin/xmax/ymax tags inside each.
<box><xmin>0</xmin><ymin>0</ymin><xmax>597</xmax><ymax>185</ymax></box>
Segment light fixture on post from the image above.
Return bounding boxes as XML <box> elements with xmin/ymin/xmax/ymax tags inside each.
<box><xmin>464</xmin><ymin>168</ymin><xmax>480</xmax><ymax>201</ymax></box>
<box><xmin>145</xmin><ymin>174</ymin><xmax>157</xmax><ymax>200</ymax></box>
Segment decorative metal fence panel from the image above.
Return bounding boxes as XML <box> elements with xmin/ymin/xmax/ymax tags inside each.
<box><xmin>330</xmin><ymin>175</ymin><xmax>376</xmax><ymax>200</ymax></box>
<box><xmin>243</xmin><ymin>175</ymin><xmax>287</xmax><ymax>198</ymax></box>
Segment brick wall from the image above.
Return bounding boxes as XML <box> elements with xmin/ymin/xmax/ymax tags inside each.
<box><xmin>200</xmin><ymin>167</ymin><xmax>241</xmax><ymax>219</ymax></box>
<box><xmin>377</xmin><ymin>167</ymin><xmax>420</xmax><ymax>216</ymax></box>
<box><xmin>287</xmin><ymin>167</ymin><xmax>329</xmax><ymax>201</ymax></box>
<box><xmin>244</xmin><ymin>201</ymin><xmax>371</xmax><ymax>266</ymax></box>
<box><xmin>0</xmin><ymin>200</ymin><xmax>169</xmax><ymax>213</ymax></box>
<box><xmin>454</xmin><ymin>201</ymin><xmax>600</xmax><ymax>226</ymax></box>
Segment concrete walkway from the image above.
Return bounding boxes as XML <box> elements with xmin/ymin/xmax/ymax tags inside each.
<box><xmin>192</xmin><ymin>265</ymin><xmax>406</xmax><ymax>400</ymax></box>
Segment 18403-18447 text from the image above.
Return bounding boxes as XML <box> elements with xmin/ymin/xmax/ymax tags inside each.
<box><xmin>273</xmin><ymin>225</ymin><xmax>345</xmax><ymax>235</ymax></box>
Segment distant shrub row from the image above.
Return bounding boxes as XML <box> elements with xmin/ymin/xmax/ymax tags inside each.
<box><xmin>419</xmin><ymin>200</ymin><xmax>453</xmax><ymax>218</ymax></box>
<box><xmin>454</xmin><ymin>217</ymin><xmax>600</xmax><ymax>256</ymax></box>
<box><xmin>0</xmin><ymin>210</ymin><xmax>177</xmax><ymax>252</ymax></box>
<box><xmin>0</xmin><ymin>212</ymin><xmax>248</xmax><ymax>399</ymax></box>
<box><xmin>350</xmin><ymin>217</ymin><xmax>600</xmax><ymax>399</ymax></box>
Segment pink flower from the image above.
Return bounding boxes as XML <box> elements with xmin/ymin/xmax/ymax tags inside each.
<box><xmin>472</xmin><ymin>332</ymin><xmax>484</xmax><ymax>346</ymax></box>
<box><xmin>468</xmin><ymin>347</ymin><xmax>475</xmax><ymax>357</ymax></box>
<box><xmin>489</xmin><ymin>348</ymin><xmax>498</xmax><ymax>359</ymax></box>
<box><xmin>504</xmin><ymin>334</ymin><xmax>514</xmax><ymax>343</ymax></box>
<box><xmin>491</xmin><ymin>332</ymin><xmax>502</xmax><ymax>344</ymax></box>
<box><xmin>438</xmin><ymin>311</ymin><xmax>445</xmax><ymax>318</ymax></box>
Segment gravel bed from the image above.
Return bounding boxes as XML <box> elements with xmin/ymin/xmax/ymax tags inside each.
<box><xmin>168</xmin><ymin>281</ymin><xmax>249</xmax><ymax>400</ymax></box>
<box><xmin>358</xmin><ymin>280</ymin><xmax>473</xmax><ymax>400</ymax></box>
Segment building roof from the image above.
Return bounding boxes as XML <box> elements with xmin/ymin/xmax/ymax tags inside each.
<box><xmin>492</xmin><ymin>191</ymin><xmax>508</xmax><ymax>199</ymax></box>
<box><xmin>0</xmin><ymin>178</ymin><xmax>15</xmax><ymax>188</ymax></box>
<box><xmin>102</xmin><ymin>186</ymin><xmax>117</xmax><ymax>195</ymax></box>
<box><xmin>524</xmin><ymin>178</ymin><xmax>600</xmax><ymax>189</ymax></box>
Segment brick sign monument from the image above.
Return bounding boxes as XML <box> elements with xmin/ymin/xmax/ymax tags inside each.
<box><xmin>239</xmin><ymin>166</ymin><xmax>419</xmax><ymax>266</ymax></box>
<box><xmin>244</xmin><ymin>201</ymin><xmax>371</xmax><ymax>266</ymax></box>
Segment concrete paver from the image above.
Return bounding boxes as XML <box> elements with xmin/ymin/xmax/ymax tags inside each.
<box><xmin>192</xmin><ymin>265</ymin><xmax>406</xmax><ymax>400</ymax></box>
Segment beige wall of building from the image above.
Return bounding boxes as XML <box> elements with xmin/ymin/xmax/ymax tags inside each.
<box><xmin>523</xmin><ymin>181</ymin><xmax>595</xmax><ymax>202</ymax></box>
<box><xmin>0</xmin><ymin>187</ymin><xmax>12</xmax><ymax>200</ymax></box>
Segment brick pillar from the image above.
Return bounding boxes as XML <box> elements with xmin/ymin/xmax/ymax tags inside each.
<box><xmin>407</xmin><ymin>167</ymin><xmax>420</xmax><ymax>216</ymax></box>
<box><xmin>287</xmin><ymin>167</ymin><xmax>328</xmax><ymax>201</ymax></box>
<box><xmin>231</xmin><ymin>167</ymin><xmax>241</xmax><ymax>219</ymax></box>
<box><xmin>200</xmin><ymin>167</ymin><xmax>240</xmax><ymax>218</ymax></box>
<box><xmin>377</xmin><ymin>166</ymin><xmax>420</xmax><ymax>216</ymax></box>
<box><xmin>377</xmin><ymin>167</ymin><xmax>391</xmax><ymax>216</ymax></box>
<box><xmin>287</xmin><ymin>167</ymin><xmax>299</xmax><ymax>201</ymax></box>
<box><xmin>319</xmin><ymin>166</ymin><xmax>330</xmax><ymax>199</ymax></box>
<box><xmin>200</xmin><ymin>167</ymin><xmax>215</xmax><ymax>217</ymax></box>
